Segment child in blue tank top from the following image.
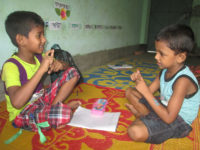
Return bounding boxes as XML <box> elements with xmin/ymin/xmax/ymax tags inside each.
<box><xmin>125</xmin><ymin>24</ymin><xmax>200</xmax><ymax>144</ymax></box>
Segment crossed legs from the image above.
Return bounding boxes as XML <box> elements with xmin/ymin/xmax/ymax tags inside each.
<box><xmin>125</xmin><ymin>87</ymin><xmax>150</xmax><ymax>142</ymax></box>
<box><xmin>53</xmin><ymin>75</ymin><xmax>81</xmax><ymax>129</ymax></box>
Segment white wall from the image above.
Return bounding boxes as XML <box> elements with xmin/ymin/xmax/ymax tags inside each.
<box><xmin>0</xmin><ymin>0</ymin><xmax>149</xmax><ymax>67</ymax></box>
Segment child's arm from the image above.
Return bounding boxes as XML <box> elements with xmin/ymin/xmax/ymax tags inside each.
<box><xmin>7</xmin><ymin>50</ymin><xmax>54</xmax><ymax>109</ymax></box>
<box><xmin>134</xmin><ymin>70</ymin><xmax>192</xmax><ymax>124</ymax></box>
<box><xmin>130</xmin><ymin>69</ymin><xmax>160</xmax><ymax>94</ymax></box>
<box><xmin>148</xmin><ymin>75</ymin><xmax>160</xmax><ymax>94</ymax></box>
<box><xmin>144</xmin><ymin>77</ymin><xmax>193</xmax><ymax>123</ymax></box>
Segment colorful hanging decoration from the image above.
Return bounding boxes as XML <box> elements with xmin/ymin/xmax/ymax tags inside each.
<box><xmin>55</xmin><ymin>1</ymin><xmax>70</xmax><ymax>20</ymax></box>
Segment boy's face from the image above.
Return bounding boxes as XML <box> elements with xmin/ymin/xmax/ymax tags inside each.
<box><xmin>23</xmin><ymin>25</ymin><xmax>46</xmax><ymax>54</ymax></box>
<box><xmin>154</xmin><ymin>41</ymin><xmax>178</xmax><ymax>69</ymax></box>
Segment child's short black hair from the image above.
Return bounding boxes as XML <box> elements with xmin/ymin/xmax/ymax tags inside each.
<box><xmin>5</xmin><ymin>11</ymin><xmax>44</xmax><ymax>47</ymax></box>
<box><xmin>155</xmin><ymin>24</ymin><xmax>195</xmax><ymax>54</ymax></box>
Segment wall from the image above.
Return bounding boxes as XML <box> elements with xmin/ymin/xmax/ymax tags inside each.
<box><xmin>191</xmin><ymin>0</ymin><xmax>200</xmax><ymax>53</ymax></box>
<box><xmin>0</xmin><ymin>0</ymin><xmax>150</xmax><ymax>68</ymax></box>
<box><xmin>147</xmin><ymin>0</ymin><xmax>193</xmax><ymax>51</ymax></box>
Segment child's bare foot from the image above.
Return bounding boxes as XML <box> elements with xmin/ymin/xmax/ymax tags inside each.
<box><xmin>125</xmin><ymin>103</ymin><xmax>140</xmax><ymax>118</ymax></box>
<box><xmin>67</xmin><ymin>101</ymin><xmax>81</xmax><ymax>110</ymax></box>
<box><xmin>56</xmin><ymin>101</ymin><xmax>81</xmax><ymax>130</ymax></box>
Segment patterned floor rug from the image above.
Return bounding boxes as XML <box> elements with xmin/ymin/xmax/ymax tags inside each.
<box><xmin>83</xmin><ymin>55</ymin><xmax>160</xmax><ymax>90</ymax></box>
<box><xmin>0</xmin><ymin>83</ymin><xmax>199</xmax><ymax>150</ymax></box>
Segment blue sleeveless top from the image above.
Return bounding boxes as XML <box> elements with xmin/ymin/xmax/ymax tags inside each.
<box><xmin>160</xmin><ymin>65</ymin><xmax>200</xmax><ymax>125</ymax></box>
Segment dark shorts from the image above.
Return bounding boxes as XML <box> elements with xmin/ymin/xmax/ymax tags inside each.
<box><xmin>139</xmin><ymin>98</ymin><xmax>192</xmax><ymax>144</ymax></box>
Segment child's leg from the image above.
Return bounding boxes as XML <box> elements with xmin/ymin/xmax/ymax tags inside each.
<box><xmin>14</xmin><ymin>68</ymin><xmax>81</xmax><ymax>131</ymax></box>
<box><xmin>43</xmin><ymin>67</ymin><xmax>80</xmax><ymax>105</ymax></box>
<box><xmin>127</xmin><ymin>119</ymin><xmax>149</xmax><ymax>142</ymax></box>
<box><xmin>125</xmin><ymin>87</ymin><xmax>149</xmax><ymax>117</ymax></box>
<box><xmin>132</xmin><ymin>112</ymin><xmax>192</xmax><ymax>144</ymax></box>
<box><xmin>54</xmin><ymin>100</ymin><xmax>81</xmax><ymax>129</ymax></box>
<box><xmin>14</xmin><ymin>97</ymin><xmax>82</xmax><ymax>131</ymax></box>
<box><xmin>52</xmin><ymin>75</ymin><xmax>79</xmax><ymax>105</ymax></box>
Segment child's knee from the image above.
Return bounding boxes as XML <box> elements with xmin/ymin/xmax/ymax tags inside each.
<box><xmin>127</xmin><ymin>125</ymin><xmax>147</xmax><ymax>142</ymax></box>
<box><xmin>127</xmin><ymin>126</ymin><xmax>140</xmax><ymax>141</ymax></box>
<box><xmin>64</xmin><ymin>67</ymin><xmax>80</xmax><ymax>79</ymax></box>
<box><xmin>70</xmin><ymin>67</ymin><xmax>80</xmax><ymax>77</ymax></box>
<box><xmin>71</xmin><ymin>75</ymin><xmax>79</xmax><ymax>84</ymax></box>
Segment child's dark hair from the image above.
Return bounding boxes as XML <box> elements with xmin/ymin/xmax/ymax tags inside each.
<box><xmin>155</xmin><ymin>24</ymin><xmax>195</xmax><ymax>54</ymax></box>
<box><xmin>5</xmin><ymin>11</ymin><xmax>44</xmax><ymax>47</ymax></box>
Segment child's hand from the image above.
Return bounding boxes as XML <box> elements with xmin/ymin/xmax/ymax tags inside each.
<box><xmin>132</xmin><ymin>69</ymin><xmax>150</xmax><ymax>95</ymax></box>
<box><xmin>130</xmin><ymin>69</ymin><xmax>144</xmax><ymax>81</ymax></box>
<box><xmin>49</xmin><ymin>60</ymin><xmax>69</xmax><ymax>73</ymax></box>
<box><xmin>130</xmin><ymin>70</ymin><xmax>139</xmax><ymax>81</ymax></box>
<box><xmin>40</xmin><ymin>50</ymin><xmax>54</xmax><ymax>74</ymax></box>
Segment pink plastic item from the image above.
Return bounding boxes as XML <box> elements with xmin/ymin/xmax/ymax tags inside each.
<box><xmin>91</xmin><ymin>99</ymin><xmax>108</xmax><ymax>116</ymax></box>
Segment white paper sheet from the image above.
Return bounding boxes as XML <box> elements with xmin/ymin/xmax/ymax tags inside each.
<box><xmin>107</xmin><ymin>64</ymin><xmax>133</xmax><ymax>70</ymax></box>
<box><xmin>68</xmin><ymin>106</ymin><xmax>121</xmax><ymax>132</ymax></box>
